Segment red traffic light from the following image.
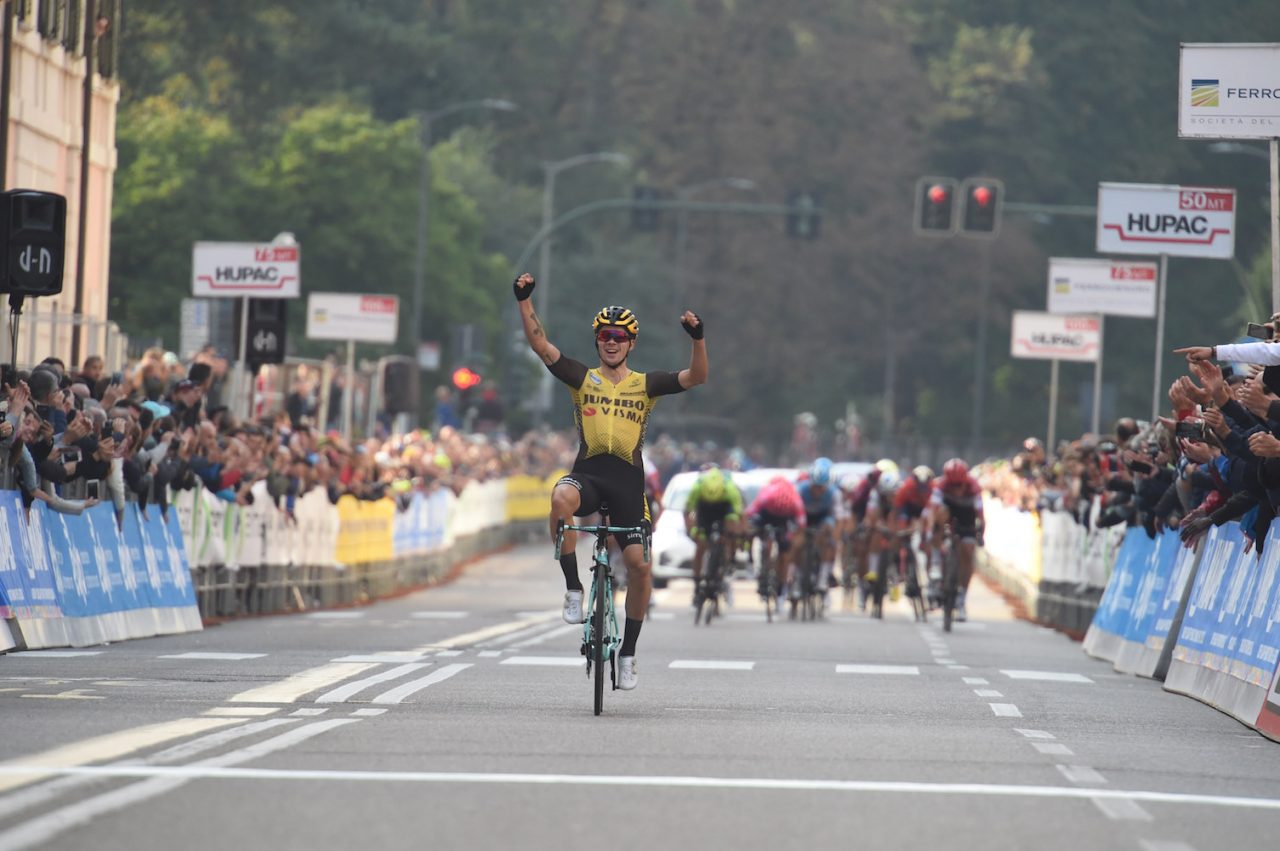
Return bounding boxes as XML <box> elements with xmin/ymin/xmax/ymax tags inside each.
<box><xmin>452</xmin><ymin>367</ymin><xmax>482</xmax><ymax>390</ymax></box>
<box><xmin>927</xmin><ymin>184</ymin><xmax>950</xmax><ymax>205</ymax></box>
<box><xmin>971</xmin><ymin>185</ymin><xmax>993</xmax><ymax>207</ymax></box>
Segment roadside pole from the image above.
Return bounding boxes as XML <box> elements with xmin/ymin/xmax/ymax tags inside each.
<box><xmin>1048</xmin><ymin>359</ymin><xmax>1059</xmax><ymax>450</ymax></box>
<box><xmin>1092</xmin><ymin>317</ymin><xmax>1105</xmax><ymax>436</ymax></box>
<box><xmin>1152</xmin><ymin>254</ymin><xmax>1168</xmax><ymax>422</ymax></box>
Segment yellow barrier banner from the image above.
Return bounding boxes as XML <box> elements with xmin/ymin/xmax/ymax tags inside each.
<box><xmin>335</xmin><ymin>496</ymin><xmax>396</xmax><ymax>565</ymax></box>
<box><xmin>505</xmin><ymin>471</ymin><xmax>565</xmax><ymax>522</ymax></box>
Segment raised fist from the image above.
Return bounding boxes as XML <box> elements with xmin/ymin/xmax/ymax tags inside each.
<box><xmin>513</xmin><ymin>273</ymin><xmax>536</xmax><ymax>302</ymax></box>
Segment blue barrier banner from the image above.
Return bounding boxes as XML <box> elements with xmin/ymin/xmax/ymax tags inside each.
<box><xmin>1092</xmin><ymin>527</ymin><xmax>1154</xmax><ymax>637</ymax></box>
<box><xmin>1125</xmin><ymin>529</ymin><xmax>1180</xmax><ymax>645</ymax></box>
<box><xmin>87</xmin><ymin>504</ymin><xmax>152</xmax><ymax>612</ymax></box>
<box><xmin>61</xmin><ymin>509</ymin><xmax>121</xmax><ymax>618</ymax></box>
<box><xmin>39</xmin><ymin>504</ymin><xmax>91</xmax><ymax>619</ymax></box>
<box><xmin>1175</xmin><ymin>523</ymin><xmax>1244</xmax><ymax>669</ymax></box>
<box><xmin>1229</xmin><ymin>530</ymin><xmax>1280</xmax><ymax>687</ymax></box>
<box><xmin>20</xmin><ymin>500</ymin><xmax>61</xmax><ymax>619</ymax></box>
<box><xmin>1155</xmin><ymin>537</ymin><xmax>1201</xmax><ymax>649</ymax></box>
<box><xmin>140</xmin><ymin>506</ymin><xmax>195</xmax><ymax>609</ymax></box>
<box><xmin>393</xmin><ymin>491</ymin><xmax>449</xmax><ymax>557</ymax></box>
<box><xmin>0</xmin><ymin>491</ymin><xmax>29</xmax><ymax>618</ymax></box>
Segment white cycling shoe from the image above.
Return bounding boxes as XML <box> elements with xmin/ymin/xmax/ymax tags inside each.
<box><xmin>562</xmin><ymin>590</ymin><xmax>585</xmax><ymax>624</ymax></box>
<box><xmin>617</xmin><ymin>656</ymin><xmax>638</xmax><ymax>690</ymax></box>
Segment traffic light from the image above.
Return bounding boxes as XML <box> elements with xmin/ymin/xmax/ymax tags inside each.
<box><xmin>914</xmin><ymin>177</ymin><xmax>956</xmax><ymax>236</ymax></box>
<box><xmin>451</xmin><ymin>367</ymin><xmax>482</xmax><ymax>391</ymax></box>
<box><xmin>786</xmin><ymin>191</ymin><xmax>821</xmax><ymax>240</ymax></box>
<box><xmin>960</xmin><ymin>178</ymin><xmax>1003</xmax><ymax>237</ymax></box>
<box><xmin>631</xmin><ymin>186</ymin><xmax>662</xmax><ymax>231</ymax></box>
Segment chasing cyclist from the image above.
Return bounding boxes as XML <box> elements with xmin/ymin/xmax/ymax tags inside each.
<box><xmin>925</xmin><ymin>458</ymin><xmax>985</xmax><ymax>622</ymax></box>
<box><xmin>684</xmin><ymin>467</ymin><xmax>744</xmax><ymax>608</ymax></box>
<box><xmin>794</xmin><ymin>457</ymin><xmax>838</xmax><ymax>609</ymax></box>
<box><xmin>745</xmin><ymin>474</ymin><xmax>806</xmax><ymax>605</ymax></box>
<box><xmin>514</xmin><ymin>272</ymin><xmax>706</xmax><ymax>691</ymax></box>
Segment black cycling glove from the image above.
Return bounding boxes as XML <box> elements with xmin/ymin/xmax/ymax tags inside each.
<box><xmin>681</xmin><ymin>312</ymin><xmax>704</xmax><ymax>340</ymax></box>
<box><xmin>513</xmin><ymin>276</ymin><xmax>535</xmax><ymax>302</ymax></box>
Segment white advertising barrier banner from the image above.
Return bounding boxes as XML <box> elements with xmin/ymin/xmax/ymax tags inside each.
<box><xmin>1047</xmin><ymin>258</ymin><xmax>1158</xmax><ymax>318</ymax></box>
<box><xmin>1179</xmin><ymin>43</ymin><xmax>1280</xmax><ymax>140</ymax></box>
<box><xmin>1010</xmin><ymin>311</ymin><xmax>1101</xmax><ymax>363</ymax></box>
<box><xmin>306</xmin><ymin>293</ymin><xmax>400</xmax><ymax>344</ymax></box>
<box><xmin>192</xmin><ymin>242</ymin><xmax>300</xmax><ymax>298</ymax></box>
<box><xmin>1096</xmin><ymin>183</ymin><xmax>1236</xmax><ymax>259</ymax></box>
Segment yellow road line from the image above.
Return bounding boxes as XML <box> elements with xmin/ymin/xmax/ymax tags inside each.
<box><xmin>227</xmin><ymin>663</ymin><xmax>378</xmax><ymax>704</ymax></box>
<box><xmin>0</xmin><ymin>717</ymin><xmax>242</xmax><ymax>793</ymax></box>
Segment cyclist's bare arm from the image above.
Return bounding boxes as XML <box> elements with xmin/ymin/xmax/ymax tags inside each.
<box><xmin>677</xmin><ymin>311</ymin><xmax>708</xmax><ymax>389</ymax></box>
<box><xmin>514</xmin><ymin>273</ymin><xmax>562</xmax><ymax>366</ymax></box>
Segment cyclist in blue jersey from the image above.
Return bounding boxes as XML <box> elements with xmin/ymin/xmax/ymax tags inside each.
<box><xmin>794</xmin><ymin>457</ymin><xmax>838</xmax><ymax>599</ymax></box>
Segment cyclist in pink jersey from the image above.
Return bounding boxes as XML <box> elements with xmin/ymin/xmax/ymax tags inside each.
<box><xmin>746</xmin><ymin>476</ymin><xmax>806</xmax><ymax>598</ymax></box>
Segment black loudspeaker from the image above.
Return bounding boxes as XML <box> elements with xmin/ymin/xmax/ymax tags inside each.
<box><xmin>0</xmin><ymin>190</ymin><xmax>67</xmax><ymax>296</ymax></box>
<box><xmin>382</xmin><ymin>355</ymin><xmax>419</xmax><ymax>415</ymax></box>
<box><xmin>245</xmin><ymin>298</ymin><xmax>287</xmax><ymax>366</ymax></box>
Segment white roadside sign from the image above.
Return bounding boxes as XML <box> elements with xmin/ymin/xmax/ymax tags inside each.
<box><xmin>192</xmin><ymin>242</ymin><xmax>301</xmax><ymax>298</ymax></box>
<box><xmin>306</xmin><ymin>293</ymin><xmax>399</xmax><ymax>344</ymax></box>
<box><xmin>1179</xmin><ymin>43</ymin><xmax>1280</xmax><ymax>140</ymax></box>
<box><xmin>1011</xmin><ymin>312</ymin><xmax>1101</xmax><ymax>363</ymax></box>
<box><xmin>1046</xmin><ymin>257</ymin><xmax>1158</xmax><ymax>318</ymax></box>
<box><xmin>1096</xmin><ymin>182</ymin><xmax>1236</xmax><ymax>259</ymax></box>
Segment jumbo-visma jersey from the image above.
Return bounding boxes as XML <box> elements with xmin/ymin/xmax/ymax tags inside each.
<box><xmin>547</xmin><ymin>355</ymin><xmax>685</xmax><ymax>467</ymax></box>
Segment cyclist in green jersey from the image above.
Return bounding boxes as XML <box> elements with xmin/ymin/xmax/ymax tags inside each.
<box><xmin>514</xmin><ymin>272</ymin><xmax>707</xmax><ymax>691</ymax></box>
<box><xmin>683</xmin><ymin>467</ymin><xmax>744</xmax><ymax>606</ymax></box>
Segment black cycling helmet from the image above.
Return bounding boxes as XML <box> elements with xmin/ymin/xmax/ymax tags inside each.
<box><xmin>592</xmin><ymin>305</ymin><xmax>639</xmax><ymax>338</ymax></box>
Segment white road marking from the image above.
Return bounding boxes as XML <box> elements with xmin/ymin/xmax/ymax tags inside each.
<box><xmin>202</xmin><ymin>707</ymin><xmax>278</xmax><ymax>717</ymax></box>
<box><xmin>515</xmin><ymin>610</ymin><xmax>559</xmax><ymax>619</ymax></box>
<box><xmin>158</xmin><ymin>652</ymin><xmax>266</xmax><ymax>661</ymax></box>
<box><xmin>501</xmin><ymin>656</ymin><xmax>583</xmax><ymax>667</ymax></box>
<box><xmin>435</xmin><ymin>650</ymin><xmax>464</xmax><ymax>657</ymax></box>
<box><xmin>974</xmin><ymin>689</ymin><xmax>1003</xmax><ymax>698</ymax></box>
<box><xmin>476</xmin><ymin>621</ymin><xmax>565</xmax><ymax>648</ymax></box>
<box><xmin>1091</xmin><ymin>796</ymin><xmax>1153</xmax><ymax>821</ymax></box>
<box><xmin>228</xmin><ymin>662</ymin><xmax>378</xmax><ymax>704</ymax></box>
<box><xmin>508</xmin><ymin>623</ymin><xmax>580</xmax><ymax>649</ymax></box>
<box><xmin>21</xmin><ymin>690</ymin><xmax>102</xmax><ymax>701</ymax></box>
<box><xmin>314</xmin><ymin>663</ymin><xmax>431</xmax><ymax>704</ymax></box>
<box><xmin>669</xmin><ymin>660</ymin><xmax>755</xmax><ymax>671</ymax></box>
<box><xmin>1032</xmin><ymin>743</ymin><xmax>1074</xmax><ymax>756</ymax></box>
<box><xmin>962</xmin><ymin>677</ymin><xmax>989</xmax><ymax>685</ymax></box>
<box><xmin>0</xmin><ymin>720</ymin><xmax>358</xmax><ymax>851</ymax></box>
<box><xmin>1014</xmin><ymin>729</ymin><xmax>1055</xmax><ymax>740</ymax></box>
<box><xmin>371</xmin><ymin>664</ymin><xmax>472</xmax><ymax>704</ymax></box>
<box><xmin>836</xmin><ymin>665</ymin><xmax>920</xmax><ymax>676</ymax></box>
<box><xmin>7</xmin><ymin>650</ymin><xmax>102</xmax><ymax>658</ymax></box>
<box><xmin>1057</xmin><ymin>765</ymin><xmax>1107</xmax><ymax>785</ymax></box>
<box><xmin>946</xmin><ymin>665</ymin><xmax>971</xmax><ymax>670</ymax></box>
<box><xmin>990</xmin><ymin>703</ymin><xmax>1022</xmax><ymax>718</ymax></box>
<box><xmin>8</xmin><ymin>765</ymin><xmax>1280</xmax><ymax>813</ymax></box>
<box><xmin>477</xmin><ymin>651</ymin><xmax>502</xmax><ymax>658</ymax></box>
<box><xmin>1001</xmin><ymin>670</ymin><xmax>1093</xmax><ymax>684</ymax></box>
<box><xmin>305</xmin><ymin>611</ymin><xmax>365</xmax><ymax>619</ymax></box>
<box><xmin>290</xmin><ymin>708</ymin><xmax>328</xmax><ymax>717</ymax></box>
<box><xmin>417</xmin><ymin>617</ymin><xmax>556</xmax><ymax>653</ymax></box>
<box><xmin>1138</xmin><ymin>841</ymin><xmax>1198</xmax><ymax>851</ymax></box>
<box><xmin>0</xmin><ymin>717</ymin><xmax>241</xmax><ymax>793</ymax></box>
<box><xmin>332</xmin><ymin>653</ymin><xmax>430</xmax><ymax>664</ymax></box>
<box><xmin>410</xmin><ymin>611</ymin><xmax>468</xmax><ymax>619</ymax></box>
<box><xmin>351</xmin><ymin>708</ymin><xmax>387</xmax><ymax>717</ymax></box>
<box><xmin>935</xmin><ymin>658</ymin><xmax>958</xmax><ymax>665</ymax></box>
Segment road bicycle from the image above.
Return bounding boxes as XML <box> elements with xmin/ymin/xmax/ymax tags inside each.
<box><xmin>938</xmin><ymin>529</ymin><xmax>960</xmax><ymax>633</ymax></box>
<box><xmin>791</xmin><ymin>527</ymin><xmax>825</xmax><ymax>622</ymax></box>
<box><xmin>693</xmin><ymin>521</ymin><xmax>729</xmax><ymax>626</ymax></box>
<box><xmin>555</xmin><ymin>517</ymin><xmax>648</xmax><ymax>716</ymax></box>
<box><xmin>753</xmin><ymin>521</ymin><xmax>786</xmax><ymax>624</ymax></box>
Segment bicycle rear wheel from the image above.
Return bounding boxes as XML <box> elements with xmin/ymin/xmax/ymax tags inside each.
<box><xmin>942</xmin><ymin>546</ymin><xmax>958</xmax><ymax>633</ymax></box>
<box><xmin>593</xmin><ymin>570</ymin><xmax>606</xmax><ymax>716</ymax></box>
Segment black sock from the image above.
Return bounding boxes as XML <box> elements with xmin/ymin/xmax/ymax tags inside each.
<box><xmin>560</xmin><ymin>552</ymin><xmax>582</xmax><ymax>592</ymax></box>
<box><xmin>620</xmin><ymin>617</ymin><xmax>643</xmax><ymax>657</ymax></box>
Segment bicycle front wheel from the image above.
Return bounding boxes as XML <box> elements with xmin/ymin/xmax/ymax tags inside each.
<box><xmin>593</xmin><ymin>572</ymin><xmax>606</xmax><ymax>716</ymax></box>
<box><xmin>942</xmin><ymin>547</ymin><xmax>958</xmax><ymax>633</ymax></box>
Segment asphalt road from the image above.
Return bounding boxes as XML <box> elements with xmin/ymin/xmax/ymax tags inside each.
<box><xmin>1</xmin><ymin>542</ymin><xmax>1278</xmax><ymax>851</ymax></box>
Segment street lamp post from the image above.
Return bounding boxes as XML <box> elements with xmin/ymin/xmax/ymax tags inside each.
<box><xmin>411</xmin><ymin>99</ymin><xmax>517</xmax><ymax>351</ymax></box>
<box><xmin>533</xmin><ymin>152</ymin><xmax>630</xmax><ymax>420</ymax></box>
<box><xmin>674</xmin><ymin>178</ymin><xmax>757</xmax><ymax>312</ymax></box>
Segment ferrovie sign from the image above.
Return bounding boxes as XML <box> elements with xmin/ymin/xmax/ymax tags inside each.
<box><xmin>1010</xmin><ymin>311</ymin><xmax>1101</xmax><ymax>363</ymax></box>
<box><xmin>192</xmin><ymin>241</ymin><xmax>301</xmax><ymax>298</ymax></box>
<box><xmin>1179</xmin><ymin>43</ymin><xmax>1280</xmax><ymax>140</ymax></box>
<box><xmin>1096</xmin><ymin>183</ymin><xmax>1236</xmax><ymax>260</ymax></box>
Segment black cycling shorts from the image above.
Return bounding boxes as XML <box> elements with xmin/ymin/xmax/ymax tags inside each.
<box><xmin>694</xmin><ymin>501</ymin><xmax>733</xmax><ymax>536</ymax></box>
<box><xmin>557</xmin><ymin>454</ymin><xmax>650</xmax><ymax>549</ymax></box>
<box><xmin>751</xmin><ymin>510</ymin><xmax>793</xmax><ymax>552</ymax></box>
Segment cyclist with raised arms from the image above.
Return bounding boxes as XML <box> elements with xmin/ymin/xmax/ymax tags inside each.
<box><xmin>926</xmin><ymin>458</ymin><xmax>984</xmax><ymax>622</ymax></box>
<box><xmin>795</xmin><ymin>457</ymin><xmax>838</xmax><ymax>601</ymax></box>
<box><xmin>514</xmin><ymin>272</ymin><xmax>707</xmax><ymax>691</ymax></box>
<box><xmin>684</xmin><ymin>466</ymin><xmax>745</xmax><ymax>607</ymax></box>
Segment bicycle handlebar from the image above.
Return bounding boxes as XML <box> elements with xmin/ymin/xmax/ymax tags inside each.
<box><xmin>555</xmin><ymin>521</ymin><xmax>651</xmax><ymax>564</ymax></box>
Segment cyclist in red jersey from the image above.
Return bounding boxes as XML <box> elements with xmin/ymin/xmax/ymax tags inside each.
<box><xmin>925</xmin><ymin>458</ymin><xmax>984</xmax><ymax>621</ymax></box>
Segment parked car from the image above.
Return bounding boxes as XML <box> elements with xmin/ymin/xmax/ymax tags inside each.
<box><xmin>650</xmin><ymin>467</ymin><xmax>801</xmax><ymax>587</ymax></box>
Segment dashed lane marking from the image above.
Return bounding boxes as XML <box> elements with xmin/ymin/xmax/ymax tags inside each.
<box><xmin>508</xmin><ymin>623</ymin><xmax>580</xmax><ymax>649</ymax></box>
<box><xmin>962</xmin><ymin>677</ymin><xmax>989</xmax><ymax>685</ymax></box>
<box><xmin>1057</xmin><ymin>765</ymin><xmax>1107</xmax><ymax>785</ymax></box>
<box><xmin>477</xmin><ymin>651</ymin><xmax>502</xmax><ymax>658</ymax></box>
<box><xmin>351</xmin><ymin>708</ymin><xmax>387</xmax><ymax>717</ymax></box>
<box><xmin>158</xmin><ymin>652</ymin><xmax>266</xmax><ymax>661</ymax></box>
<box><xmin>973</xmin><ymin>689</ymin><xmax>1004</xmax><ymax>698</ymax></box>
<box><xmin>371</xmin><ymin>664</ymin><xmax>472</xmax><ymax>705</ymax></box>
<box><xmin>435</xmin><ymin>650</ymin><xmax>464</xmax><ymax>657</ymax></box>
<box><xmin>1014</xmin><ymin>729</ymin><xmax>1056</xmax><ymax>740</ymax></box>
<box><xmin>500</xmin><ymin>657</ymin><xmax>582</xmax><ymax>667</ymax></box>
<box><xmin>1001</xmin><ymin>670</ymin><xmax>1093</xmax><ymax>684</ymax></box>
<box><xmin>21</xmin><ymin>690</ymin><xmax>102</xmax><ymax>701</ymax></box>
<box><xmin>228</xmin><ymin>663</ymin><xmax>378</xmax><ymax>704</ymax></box>
<box><xmin>1091</xmin><ymin>796</ymin><xmax>1153</xmax><ymax>821</ymax></box>
<box><xmin>669</xmin><ymin>661</ymin><xmax>755</xmax><ymax>671</ymax></box>
<box><xmin>332</xmin><ymin>653</ymin><xmax>431</xmax><ymax>664</ymax></box>
<box><xmin>1138</xmin><ymin>841</ymin><xmax>1197</xmax><ymax>851</ymax></box>
<box><xmin>202</xmin><ymin>707</ymin><xmax>278</xmax><ymax>717</ymax></box>
<box><xmin>410</xmin><ymin>611</ymin><xmax>468</xmax><ymax>619</ymax></box>
<box><xmin>1033</xmin><ymin>743</ymin><xmax>1074</xmax><ymax>756</ymax></box>
<box><xmin>290</xmin><ymin>708</ymin><xmax>328</xmax><ymax>717</ymax></box>
<box><xmin>935</xmin><ymin>659</ymin><xmax>958</xmax><ymax>666</ymax></box>
<box><xmin>415</xmin><ymin>617</ymin><xmax>556</xmax><ymax>653</ymax></box>
<box><xmin>990</xmin><ymin>703</ymin><xmax>1023</xmax><ymax>718</ymax></box>
<box><xmin>836</xmin><ymin>665</ymin><xmax>920</xmax><ymax>676</ymax></box>
<box><xmin>946</xmin><ymin>665</ymin><xmax>971</xmax><ymax>670</ymax></box>
<box><xmin>315</xmin><ymin>663</ymin><xmax>431</xmax><ymax>704</ymax></box>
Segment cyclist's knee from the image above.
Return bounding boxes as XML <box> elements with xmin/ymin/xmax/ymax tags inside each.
<box><xmin>550</xmin><ymin>484</ymin><xmax>580</xmax><ymax>518</ymax></box>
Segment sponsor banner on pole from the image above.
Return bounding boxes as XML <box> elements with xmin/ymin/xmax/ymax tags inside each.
<box><xmin>1010</xmin><ymin>311</ymin><xmax>1101</xmax><ymax>363</ymax></box>
<box><xmin>1097</xmin><ymin>183</ymin><xmax>1236</xmax><ymax>259</ymax></box>
<box><xmin>306</xmin><ymin>293</ymin><xmax>400</xmax><ymax>344</ymax></box>
<box><xmin>1047</xmin><ymin>258</ymin><xmax>1158</xmax><ymax>318</ymax></box>
<box><xmin>192</xmin><ymin>242</ymin><xmax>301</xmax><ymax>298</ymax></box>
<box><xmin>1179</xmin><ymin>43</ymin><xmax>1280</xmax><ymax>140</ymax></box>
